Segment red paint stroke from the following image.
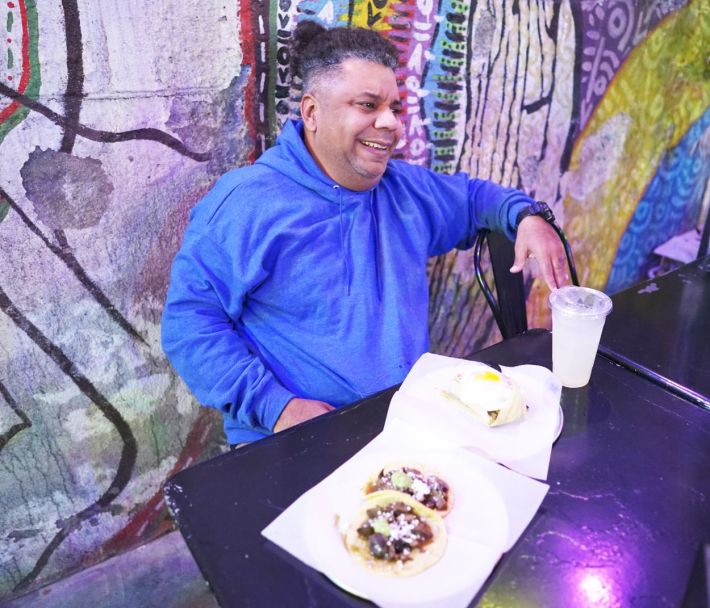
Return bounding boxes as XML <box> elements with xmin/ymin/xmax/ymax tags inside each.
<box><xmin>239</xmin><ymin>0</ymin><xmax>259</xmax><ymax>164</ymax></box>
<box><xmin>0</xmin><ymin>0</ymin><xmax>30</xmax><ymax>121</ymax></box>
<box><xmin>86</xmin><ymin>408</ymin><xmax>219</xmax><ymax>560</ymax></box>
<box><xmin>386</xmin><ymin>0</ymin><xmax>438</xmax><ymax>165</ymax></box>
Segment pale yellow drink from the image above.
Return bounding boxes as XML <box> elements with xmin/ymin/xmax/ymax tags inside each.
<box><xmin>549</xmin><ymin>286</ymin><xmax>612</xmax><ymax>388</ymax></box>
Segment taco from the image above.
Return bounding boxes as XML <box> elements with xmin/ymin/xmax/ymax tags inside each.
<box><xmin>444</xmin><ymin>364</ymin><xmax>526</xmax><ymax>427</ymax></box>
<box><xmin>364</xmin><ymin>464</ymin><xmax>452</xmax><ymax>516</ymax></box>
<box><xmin>344</xmin><ymin>490</ymin><xmax>447</xmax><ymax>576</ymax></box>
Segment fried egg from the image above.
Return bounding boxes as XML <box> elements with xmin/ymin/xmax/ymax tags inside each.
<box><xmin>444</xmin><ymin>365</ymin><xmax>526</xmax><ymax>426</ymax></box>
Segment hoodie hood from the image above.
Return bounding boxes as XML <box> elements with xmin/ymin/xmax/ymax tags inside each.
<box><xmin>256</xmin><ymin>119</ymin><xmax>381</xmax><ymax>203</ymax></box>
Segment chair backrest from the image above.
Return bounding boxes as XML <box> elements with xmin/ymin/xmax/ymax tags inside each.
<box><xmin>473</xmin><ymin>217</ymin><xmax>579</xmax><ymax>339</ymax></box>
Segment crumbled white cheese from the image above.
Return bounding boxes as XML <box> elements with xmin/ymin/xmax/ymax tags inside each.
<box><xmin>410</xmin><ymin>478</ymin><xmax>431</xmax><ymax>501</ymax></box>
<box><xmin>388</xmin><ymin>513</ymin><xmax>420</xmax><ymax>544</ymax></box>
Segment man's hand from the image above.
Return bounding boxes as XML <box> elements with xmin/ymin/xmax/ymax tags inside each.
<box><xmin>510</xmin><ymin>215</ymin><xmax>571</xmax><ymax>290</ymax></box>
<box><xmin>273</xmin><ymin>397</ymin><xmax>335</xmax><ymax>433</ymax></box>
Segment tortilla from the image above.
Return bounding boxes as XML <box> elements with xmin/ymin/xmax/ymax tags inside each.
<box><xmin>443</xmin><ymin>365</ymin><xmax>526</xmax><ymax>427</ymax></box>
<box><xmin>344</xmin><ymin>490</ymin><xmax>447</xmax><ymax>576</ymax></box>
<box><xmin>363</xmin><ymin>463</ymin><xmax>453</xmax><ymax>516</ymax></box>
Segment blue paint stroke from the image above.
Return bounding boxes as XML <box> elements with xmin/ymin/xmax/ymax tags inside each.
<box><xmin>606</xmin><ymin>106</ymin><xmax>710</xmax><ymax>293</ymax></box>
<box><xmin>296</xmin><ymin>0</ymin><xmax>351</xmax><ymax>25</ymax></box>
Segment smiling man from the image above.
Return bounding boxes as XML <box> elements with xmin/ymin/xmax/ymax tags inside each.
<box><xmin>161</xmin><ymin>21</ymin><xmax>569</xmax><ymax>447</ymax></box>
<box><xmin>301</xmin><ymin>57</ymin><xmax>403</xmax><ymax>191</ymax></box>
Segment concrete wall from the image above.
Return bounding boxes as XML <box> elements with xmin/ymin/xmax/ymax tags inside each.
<box><xmin>0</xmin><ymin>0</ymin><xmax>708</xmax><ymax>600</ymax></box>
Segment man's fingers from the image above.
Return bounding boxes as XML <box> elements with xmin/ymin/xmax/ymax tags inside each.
<box><xmin>510</xmin><ymin>243</ymin><xmax>528</xmax><ymax>273</ymax></box>
<box><xmin>553</xmin><ymin>255</ymin><xmax>571</xmax><ymax>287</ymax></box>
<box><xmin>539</xmin><ymin>257</ymin><xmax>558</xmax><ymax>290</ymax></box>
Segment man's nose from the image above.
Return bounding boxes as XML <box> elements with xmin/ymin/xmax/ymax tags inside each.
<box><xmin>374</xmin><ymin>108</ymin><xmax>401</xmax><ymax>130</ymax></box>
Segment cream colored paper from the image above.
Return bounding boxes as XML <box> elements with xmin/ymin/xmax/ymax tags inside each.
<box><xmin>388</xmin><ymin>353</ymin><xmax>563</xmax><ymax>479</ymax></box>
<box><xmin>262</xmin><ymin>427</ymin><xmax>549</xmax><ymax>608</ymax></box>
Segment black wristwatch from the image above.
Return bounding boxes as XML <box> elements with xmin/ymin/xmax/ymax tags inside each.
<box><xmin>515</xmin><ymin>200</ymin><xmax>555</xmax><ymax>229</ymax></box>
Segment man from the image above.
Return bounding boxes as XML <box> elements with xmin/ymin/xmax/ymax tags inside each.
<box><xmin>161</xmin><ymin>22</ymin><xmax>569</xmax><ymax>446</ymax></box>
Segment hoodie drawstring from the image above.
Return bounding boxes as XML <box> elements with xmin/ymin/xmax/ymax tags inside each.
<box><xmin>368</xmin><ymin>191</ymin><xmax>383</xmax><ymax>302</ymax></box>
<box><xmin>335</xmin><ymin>186</ymin><xmax>382</xmax><ymax>302</ymax></box>
<box><xmin>335</xmin><ymin>185</ymin><xmax>352</xmax><ymax>296</ymax></box>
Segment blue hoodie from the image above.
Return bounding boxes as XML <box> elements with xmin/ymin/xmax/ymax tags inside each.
<box><xmin>161</xmin><ymin>120</ymin><xmax>534</xmax><ymax>444</ymax></box>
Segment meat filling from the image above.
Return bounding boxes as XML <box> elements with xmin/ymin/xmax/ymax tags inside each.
<box><xmin>356</xmin><ymin>501</ymin><xmax>434</xmax><ymax>563</ymax></box>
<box><xmin>366</xmin><ymin>467</ymin><xmax>449</xmax><ymax>512</ymax></box>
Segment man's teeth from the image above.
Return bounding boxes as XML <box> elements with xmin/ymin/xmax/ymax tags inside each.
<box><xmin>362</xmin><ymin>141</ymin><xmax>387</xmax><ymax>150</ymax></box>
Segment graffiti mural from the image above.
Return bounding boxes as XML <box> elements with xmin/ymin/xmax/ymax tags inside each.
<box><xmin>564</xmin><ymin>0</ymin><xmax>710</xmax><ymax>293</ymax></box>
<box><xmin>528</xmin><ymin>0</ymin><xmax>708</xmax><ymax>323</ymax></box>
<box><xmin>0</xmin><ymin>0</ymin><xmax>707</xmax><ymax>601</ymax></box>
<box><xmin>0</xmin><ymin>0</ymin><xmax>40</xmax><ymax>145</ymax></box>
<box><xmin>0</xmin><ymin>1</ymin><xmax>241</xmax><ymax>598</ymax></box>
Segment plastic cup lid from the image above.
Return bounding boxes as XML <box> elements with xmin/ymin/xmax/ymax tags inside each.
<box><xmin>549</xmin><ymin>286</ymin><xmax>613</xmax><ymax>318</ymax></box>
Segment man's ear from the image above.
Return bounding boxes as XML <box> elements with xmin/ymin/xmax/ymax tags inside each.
<box><xmin>301</xmin><ymin>93</ymin><xmax>317</xmax><ymax>132</ymax></box>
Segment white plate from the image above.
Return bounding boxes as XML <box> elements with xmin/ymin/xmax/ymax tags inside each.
<box><xmin>554</xmin><ymin>407</ymin><xmax>564</xmax><ymax>443</ymax></box>
<box><xmin>393</xmin><ymin>363</ymin><xmax>562</xmax><ymax>465</ymax></box>
<box><xmin>300</xmin><ymin>445</ymin><xmax>509</xmax><ymax>604</ymax></box>
<box><xmin>261</xmin><ymin>426</ymin><xmax>550</xmax><ymax>608</ymax></box>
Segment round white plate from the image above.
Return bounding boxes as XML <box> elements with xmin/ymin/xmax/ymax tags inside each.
<box><xmin>398</xmin><ymin>364</ymin><xmax>563</xmax><ymax>463</ymax></box>
<box><xmin>301</xmin><ymin>447</ymin><xmax>509</xmax><ymax>604</ymax></box>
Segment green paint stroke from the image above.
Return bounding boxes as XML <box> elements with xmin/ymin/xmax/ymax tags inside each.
<box><xmin>0</xmin><ymin>198</ymin><xmax>9</xmax><ymax>223</ymax></box>
<box><xmin>266</xmin><ymin>1</ymin><xmax>279</xmax><ymax>146</ymax></box>
<box><xmin>0</xmin><ymin>0</ymin><xmax>41</xmax><ymax>145</ymax></box>
<box><xmin>6</xmin><ymin>9</ymin><xmax>13</xmax><ymax>33</ymax></box>
<box><xmin>7</xmin><ymin>48</ymin><xmax>13</xmax><ymax>70</ymax></box>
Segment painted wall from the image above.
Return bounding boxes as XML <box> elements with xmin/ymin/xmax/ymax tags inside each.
<box><xmin>0</xmin><ymin>0</ymin><xmax>707</xmax><ymax>600</ymax></box>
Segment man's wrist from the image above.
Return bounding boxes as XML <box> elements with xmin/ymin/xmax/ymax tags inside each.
<box><xmin>262</xmin><ymin>384</ymin><xmax>297</xmax><ymax>432</ymax></box>
<box><xmin>515</xmin><ymin>200</ymin><xmax>555</xmax><ymax>229</ymax></box>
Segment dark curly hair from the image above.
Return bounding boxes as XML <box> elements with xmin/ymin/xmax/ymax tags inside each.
<box><xmin>290</xmin><ymin>20</ymin><xmax>400</xmax><ymax>92</ymax></box>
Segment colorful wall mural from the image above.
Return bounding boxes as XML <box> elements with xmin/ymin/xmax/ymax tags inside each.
<box><xmin>0</xmin><ymin>0</ymin><xmax>707</xmax><ymax>600</ymax></box>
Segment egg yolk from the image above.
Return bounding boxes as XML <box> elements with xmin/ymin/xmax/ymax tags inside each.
<box><xmin>476</xmin><ymin>371</ymin><xmax>500</xmax><ymax>382</ymax></box>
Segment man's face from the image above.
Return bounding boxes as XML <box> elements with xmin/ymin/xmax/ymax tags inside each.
<box><xmin>301</xmin><ymin>58</ymin><xmax>403</xmax><ymax>191</ymax></box>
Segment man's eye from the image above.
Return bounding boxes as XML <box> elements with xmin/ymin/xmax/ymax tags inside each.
<box><xmin>358</xmin><ymin>102</ymin><xmax>375</xmax><ymax>109</ymax></box>
<box><xmin>391</xmin><ymin>107</ymin><xmax>403</xmax><ymax>115</ymax></box>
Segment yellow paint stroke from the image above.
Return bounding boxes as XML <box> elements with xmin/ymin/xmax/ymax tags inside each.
<box><xmin>565</xmin><ymin>0</ymin><xmax>710</xmax><ymax>289</ymax></box>
<box><xmin>349</xmin><ymin>0</ymin><xmax>398</xmax><ymax>31</ymax></box>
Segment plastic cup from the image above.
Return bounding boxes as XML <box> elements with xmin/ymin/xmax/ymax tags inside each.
<box><xmin>549</xmin><ymin>286</ymin><xmax>613</xmax><ymax>388</ymax></box>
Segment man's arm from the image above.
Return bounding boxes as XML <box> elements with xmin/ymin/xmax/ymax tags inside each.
<box><xmin>161</xmin><ymin>230</ymin><xmax>296</xmax><ymax>434</ymax></box>
<box><xmin>457</xmin><ymin>175</ymin><xmax>570</xmax><ymax>290</ymax></box>
<box><xmin>465</xmin><ymin>179</ymin><xmax>572</xmax><ymax>289</ymax></box>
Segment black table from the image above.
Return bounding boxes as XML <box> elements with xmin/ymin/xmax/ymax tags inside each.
<box><xmin>600</xmin><ymin>255</ymin><xmax>710</xmax><ymax>409</ymax></box>
<box><xmin>164</xmin><ymin>330</ymin><xmax>710</xmax><ymax>607</ymax></box>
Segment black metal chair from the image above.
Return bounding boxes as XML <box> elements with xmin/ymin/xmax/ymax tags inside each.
<box><xmin>473</xmin><ymin>210</ymin><xmax>579</xmax><ymax>339</ymax></box>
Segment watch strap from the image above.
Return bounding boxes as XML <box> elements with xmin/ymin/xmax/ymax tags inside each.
<box><xmin>515</xmin><ymin>200</ymin><xmax>555</xmax><ymax>228</ymax></box>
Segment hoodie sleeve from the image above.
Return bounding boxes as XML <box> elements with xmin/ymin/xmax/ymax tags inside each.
<box><xmin>161</xmin><ymin>227</ymin><xmax>295</xmax><ymax>434</ymax></box>
<box><xmin>392</xmin><ymin>163</ymin><xmax>534</xmax><ymax>256</ymax></box>
<box><xmin>459</xmin><ymin>177</ymin><xmax>536</xmax><ymax>246</ymax></box>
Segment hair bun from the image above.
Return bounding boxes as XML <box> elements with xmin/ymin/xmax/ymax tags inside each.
<box><xmin>291</xmin><ymin>20</ymin><xmax>326</xmax><ymax>72</ymax></box>
<box><xmin>290</xmin><ymin>20</ymin><xmax>399</xmax><ymax>87</ymax></box>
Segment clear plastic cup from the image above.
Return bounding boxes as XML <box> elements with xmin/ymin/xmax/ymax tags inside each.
<box><xmin>549</xmin><ymin>286</ymin><xmax>613</xmax><ymax>388</ymax></box>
